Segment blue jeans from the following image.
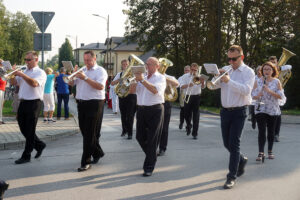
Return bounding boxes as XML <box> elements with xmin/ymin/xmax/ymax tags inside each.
<box><xmin>220</xmin><ymin>107</ymin><xmax>247</xmax><ymax>179</ymax></box>
<box><xmin>57</xmin><ymin>93</ymin><xmax>69</xmax><ymax>118</ymax></box>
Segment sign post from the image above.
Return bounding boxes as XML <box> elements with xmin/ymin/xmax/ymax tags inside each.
<box><xmin>31</xmin><ymin>11</ymin><xmax>55</xmax><ymax>68</ymax></box>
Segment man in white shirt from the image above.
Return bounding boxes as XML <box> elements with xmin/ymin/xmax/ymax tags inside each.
<box><xmin>11</xmin><ymin>51</ymin><xmax>47</xmax><ymax>164</ymax></box>
<box><xmin>218</xmin><ymin>45</ymin><xmax>255</xmax><ymax>189</ymax></box>
<box><xmin>130</xmin><ymin>57</ymin><xmax>166</xmax><ymax>176</ymax></box>
<box><xmin>180</xmin><ymin>63</ymin><xmax>205</xmax><ymax>139</ymax></box>
<box><xmin>71</xmin><ymin>50</ymin><xmax>108</xmax><ymax>172</ymax></box>
<box><xmin>111</xmin><ymin>59</ymin><xmax>137</xmax><ymax>139</ymax></box>
<box><xmin>178</xmin><ymin>65</ymin><xmax>190</xmax><ymax>130</ymax></box>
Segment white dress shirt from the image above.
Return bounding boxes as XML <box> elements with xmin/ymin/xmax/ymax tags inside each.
<box><xmin>180</xmin><ymin>73</ymin><xmax>202</xmax><ymax>95</ymax></box>
<box><xmin>16</xmin><ymin>66</ymin><xmax>46</xmax><ymax>100</ymax></box>
<box><xmin>219</xmin><ymin>62</ymin><xmax>255</xmax><ymax>108</ymax></box>
<box><xmin>136</xmin><ymin>71</ymin><xmax>166</xmax><ymax>106</ymax></box>
<box><xmin>112</xmin><ymin>72</ymin><xmax>122</xmax><ymax>82</ymax></box>
<box><xmin>75</xmin><ymin>64</ymin><xmax>108</xmax><ymax>100</ymax></box>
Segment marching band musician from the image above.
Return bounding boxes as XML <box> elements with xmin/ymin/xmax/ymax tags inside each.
<box><xmin>111</xmin><ymin>59</ymin><xmax>137</xmax><ymax>139</ymax></box>
<box><xmin>178</xmin><ymin>65</ymin><xmax>190</xmax><ymax>130</ymax></box>
<box><xmin>252</xmin><ymin>61</ymin><xmax>285</xmax><ymax>163</ymax></box>
<box><xmin>130</xmin><ymin>57</ymin><xmax>166</xmax><ymax>176</ymax></box>
<box><xmin>10</xmin><ymin>51</ymin><xmax>47</xmax><ymax>164</ymax></box>
<box><xmin>180</xmin><ymin>63</ymin><xmax>205</xmax><ymax>139</ymax></box>
<box><xmin>217</xmin><ymin>45</ymin><xmax>255</xmax><ymax>189</ymax></box>
<box><xmin>70</xmin><ymin>50</ymin><xmax>107</xmax><ymax>172</ymax></box>
<box><xmin>157</xmin><ymin>73</ymin><xmax>179</xmax><ymax>156</ymax></box>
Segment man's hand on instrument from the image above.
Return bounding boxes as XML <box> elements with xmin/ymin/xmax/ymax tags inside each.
<box><xmin>13</xmin><ymin>70</ymin><xmax>24</xmax><ymax>77</ymax></box>
<box><xmin>188</xmin><ymin>82</ymin><xmax>194</xmax><ymax>87</ymax></box>
<box><xmin>74</xmin><ymin>65</ymin><xmax>78</xmax><ymax>72</ymax></box>
<box><xmin>76</xmin><ymin>71</ymin><xmax>87</xmax><ymax>80</ymax></box>
<box><xmin>221</xmin><ymin>74</ymin><xmax>230</xmax><ymax>83</ymax></box>
<box><xmin>134</xmin><ymin>72</ymin><xmax>144</xmax><ymax>82</ymax></box>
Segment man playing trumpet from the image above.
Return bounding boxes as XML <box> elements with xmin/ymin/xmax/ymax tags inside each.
<box><xmin>180</xmin><ymin>63</ymin><xmax>205</xmax><ymax>139</ymax></box>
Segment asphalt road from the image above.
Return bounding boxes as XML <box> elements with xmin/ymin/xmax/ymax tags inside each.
<box><xmin>0</xmin><ymin>108</ymin><xmax>300</xmax><ymax>200</ymax></box>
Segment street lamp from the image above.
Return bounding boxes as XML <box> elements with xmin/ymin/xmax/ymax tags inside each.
<box><xmin>66</xmin><ymin>34</ymin><xmax>78</xmax><ymax>64</ymax></box>
<box><xmin>92</xmin><ymin>14</ymin><xmax>110</xmax><ymax>70</ymax></box>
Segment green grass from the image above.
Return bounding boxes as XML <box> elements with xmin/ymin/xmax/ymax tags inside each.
<box><xmin>2</xmin><ymin>100</ymin><xmax>71</xmax><ymax>117</ymax></box>
<box><xmin>281</xmin><ymin>109</ymin><xmax>300</xmax><ymax>116</ymax></box>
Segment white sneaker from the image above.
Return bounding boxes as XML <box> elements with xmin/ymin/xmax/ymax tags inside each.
<box><xmin>48</xmin><ymin>118</ymin><xmax>56</xmax><ymax>123</ymax></box>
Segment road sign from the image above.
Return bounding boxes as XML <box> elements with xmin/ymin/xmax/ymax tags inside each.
<box><xmin>33</xmin><ymin>33</ymin><xmax>51</xmax><ymax>51</ymax></box>
<box><xmin>31</xmin><ymin>11</ymin><xmax>55</xmax><ymax>32</ymax></box>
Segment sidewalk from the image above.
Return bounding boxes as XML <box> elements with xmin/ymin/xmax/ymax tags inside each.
<box><xmin>0</xmin><ymin>97</ymin><xmax>79</xmax><ymax>150</ymax></box>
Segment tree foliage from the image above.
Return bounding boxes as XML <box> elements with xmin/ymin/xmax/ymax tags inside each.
<box><xmin>58</xmin><ymin>38</ymin><xmax>75</xmax><ymax>69</ymax></box>
<box><xmin>124</xmin><ymin>0</ymin><xmax>300</xmax><ymax>108</ymax></box>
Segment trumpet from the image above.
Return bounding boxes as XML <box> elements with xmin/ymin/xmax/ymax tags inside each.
<box><xmin>63</xmin><ymin>67</ymin><xmax>86</xmax><ymax>83</ymax></box>
<box><xmin>2</xmin><ymin>65</ymin><xmax>27</xmax><ymax>81</ymax></box>
<box><xmin>184</xmin><ymin>66</ymin><xmax>202</xmax><ymax>103</ymax></box>
<box><xmin>207</xmin><ymin>67</ymin><xmax>232</xmax><ymax>90</ymax></box>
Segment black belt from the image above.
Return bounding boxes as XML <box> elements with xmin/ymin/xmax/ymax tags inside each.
<box><xmin>138</xmin><ymin>104</ymin><xmax>162</xmax><ymax>109</ymax></box>
<box><xmin>20</xmin><ymin>99</ymin><xmax>41</xmax><ymax>102</ymax></box>
<box><xmin>76</xmin><ymin>99</ymin><xmax>102</xmax><ymax>103</ymax></box>
<box><xmin>222</xmin><ymin>106</ymin><xmax>246</xmax><ymax>111</ymax></box>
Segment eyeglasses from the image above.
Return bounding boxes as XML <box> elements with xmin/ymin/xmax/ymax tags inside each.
<box><xmin>227</xmin><ymin>55</ymin><xmax>241</xmax><ymax>62</ymax></box>
<box><xmin>24</xmin><ymin>58</ymin><xmax>33</xmax><ymax>62</ymax></box>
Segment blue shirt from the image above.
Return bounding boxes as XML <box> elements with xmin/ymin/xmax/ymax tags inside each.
<box><xmin>44</xmin><ymin>74</ymin><xmax>55</xmax><ymax>94</ymax></box>
<box><xmin>56</xmin><ymin>74</ymin><xmax>70</xmax><ymax>94</ymax></box>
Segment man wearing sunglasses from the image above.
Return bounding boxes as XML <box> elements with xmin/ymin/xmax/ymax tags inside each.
<box><xmin>217</xmin><ymin>45</ymin><xmax>255</xmax><ymax>189</ymax></box>
<box><xmin>10</xmin><ymin>51</ymin><xmax>47</xmax><ymax>164</ymax></box>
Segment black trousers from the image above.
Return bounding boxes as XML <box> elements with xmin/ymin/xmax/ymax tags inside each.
<box><xmin>274</xmin><ymin>115</ymin><xmax>281</xmax><ymax>137</ymax></box>
<box><xmin>184</xmin><ymin>95</ymin><xmax>200</xmax><ymax>136</ymax></box>
<box><xmin>220</xmin><ymin>106</ymin><xmax>247</xmax><ymax>180</ymax></box>
<box><xmin>256</xmin><ymin>113</ymin><xmax>277</xmax><ymax>153</ymax></box>
<box><xmin>136</xmin><ymin>104</ymin><xmax>164</xmax><ymax>173</ymax></box>
<box><xmin>17</xmin><ymin>99</ymin><xmax>45</xmax><ymax>159</ymax></box>
<box><xmin>179</xmin><ymin>106</ymin><xmax>185</xmax><ymax>125</ymax></box>
<box><xmin>119</xmin><ymin>94</ymin><xmax>137</xmax><ymax>136</ymax></box>
<box><xmin>159</xmin><ymin>101</ymin><xmax>172</xmax><ymax>151</ymax></box>
<box><xmin>77</xmin><ymin>99</ymin><xmax>105</xmax><ymax>166</ymax></box>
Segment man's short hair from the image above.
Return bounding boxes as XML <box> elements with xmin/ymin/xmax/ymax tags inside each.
<box><xmin>184</xmin><ymin>65</ymin><xmax>190</xmax><ymax>70</ymax></box>
<box><xmin>84</xmin><ymin>50</ymin><xmax>96</xmax><ymax>58</ymax></box>
<box><xmin>26</xmin><ymin>51</ymin><xmax>39</xmax><ymax>58</ymax></box>
<box><xmin>228</xmin><ymin>45</ymin><xmax>243</xmax><ymax>55</ymax></box>
<box><xmin>190</xmin><ymin>63</ymin><xmax>198</xmax><ymax>68</ymax></box>
<box><xmin>268</xmin><ymin>56</ymin><xmax>277</xmax><ymax>61</ymax></box>
<box><xmin>121</xmin><ymin>59</ymin><xmax>128</xmax><ymax>64</ymax></box>
<box><xmin>60</xmin><ymin>67</ymin><xmax>66</xmax><ymax>72</ymax></box>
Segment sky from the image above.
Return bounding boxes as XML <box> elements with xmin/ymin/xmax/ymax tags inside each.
<box><xmin>3</xmin><ymin>0</ymin><xmax>128</xmax><ymax>60</ymax></box>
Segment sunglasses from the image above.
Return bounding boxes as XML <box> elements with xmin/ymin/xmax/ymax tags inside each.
<box><xmin>24</xmin><ymin>58</ymin><xmax>33</xmax><ymax>61</ymax></box>
<box><xmin>227</xmin><ymin>55</ymin><xmax>241</xmax><ymax>62</ymax></box>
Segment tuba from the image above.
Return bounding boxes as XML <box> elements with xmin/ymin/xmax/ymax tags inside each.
<box><xmin>277</xmin><ymin>47</ymin><xmax>296</xmax><ymax>87</ymax></box>
<box><xmin>114</xmin><ymin>54</ymin><xmax>144</xmax><ymax>98</ymax></box>
<box><xmin>158</xmin><ymin>58</ymin><xmax>178</xmax><ymax>102</ymax></box>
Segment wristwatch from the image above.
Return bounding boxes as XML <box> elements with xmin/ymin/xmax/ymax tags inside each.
<box><xmin>84</xmin><ymin>76</ymin><xmax>88</xmax><ymax>81</ymax></box>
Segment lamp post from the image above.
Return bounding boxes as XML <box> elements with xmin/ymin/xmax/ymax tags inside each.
<box><xmin>92</xmin><ymin>14</ymin><xmax>110</xmax><ymax>70</ymax></box>
<box><xmin>66</xmin><ymin>34</ymin><xmax>78</xmax><ymax>64</ymax></box>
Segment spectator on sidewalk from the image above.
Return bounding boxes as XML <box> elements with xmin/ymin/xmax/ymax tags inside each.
<box><xmin>56</xmin><ymin>68</ymin><xmax>70</xmax><ymax>120</ymax></box>
<box><xmin>43</xmin><ymin>67</ymin><xmax>58</xmax><ymax>123</ymax></box>
<box><xmin>109</xmin><ymin>79</ymin><xmax>119</xmax><ymax>114</ymax></box>
<box><xmin>0</xmin><ymin>59</ymin><xmax>7</xmax><ymax>125</ymax></box>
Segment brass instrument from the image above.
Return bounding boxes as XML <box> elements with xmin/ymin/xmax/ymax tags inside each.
<box><xmin>114</xmin><ymin>54</ymin><xmax>144</xmax><ymax>98</ymax></box>
<box><xmin>63</xmin><ymin>67</ymin><xmax>86</xmax><ymax>83</ymax></box>
<box><xmin>158</xmin><ymin>58</ymin><xmax>178</xmax><ymax>102</ymax></box>
<box><xmin>277</xmin><ymin>47</ymin><xmax>296</xmax><ymax>87</ymax></box>
<box><xmin>2</xmin><ymin>65</ymin><xmax>27</xmax><ymax>81</ymax></box>
<box><xmin>207</xmin><ymin>67</ymin><xmax>232</xmax><ymax>90</ymax></box>
<box><xmin>184</xmin><ymin>66</ymin><xmax>202</xmax><ymax>103</ymax></box>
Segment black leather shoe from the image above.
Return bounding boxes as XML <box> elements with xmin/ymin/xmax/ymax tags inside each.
<box><xmin>127</xmin><ymin>135</ymin><xmax>132</xmax><ymax>140</ymax></box>
<box><xmin>186</xmin><ymin>128</ymin><xmax>191</xmax><ymax>136</ymax></box>
<box><xmin>78</xmin><ymin>164</ymin><xmax>91</xmax><ymax>172</ymax></box>
<box><xmin>223</xmin><ymin>178</ymin><xmax>235</xmax><ymax>189</ymax></box>
<box><xmin>121</xmin><ymin>131</ymin><xmax>126</xmax><ymax>137</ymax></box>
<box><xmin>142</xmin><ymin>171</ymin><xmax>152</xmax><ymax>177</ymax></box>
<box><xmin>15</xmin><ymin>158</ymin><xmax>30</xmax><ymax>164</ymax></box>
<box><xmin>274</xmin><ymin>135</ymin><xmax>280</xmax><ymax>142</ymax></box>
<box><xmin>0</xmin><ymin>180</ymin><xmax>9</xmax><ymax>199</ymax></box>
<box><xmin>92</xmin><ymin>152</ymin><xmax>105</xmax><ymax>164</ymax></box>
<box><xmin>193</xmin><ymin>136</ymin><xmax>197</xmax><ymax>140</ymax></box>
<box><xmin>179</xmin><ymin>123</ymin><xmax>183</xmax><ymax>129</ymax></box>
<box><xmin>35</xmin><ymin>144</ymin><xmax>46</xmax><ymax>159</ymax></box>
<box><xmin>157</xmin><ymin>150</ymin><xmax>165</xmax><ymax>156</ymax></box>
<box><xmin>237</xmin><ymin>157</ymin><xmax>248</xmax><ymax>177</ymax></box>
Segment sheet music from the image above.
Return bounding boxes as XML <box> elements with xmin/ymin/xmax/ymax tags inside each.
<box><xmin>204</xmin><ymin>63</ymin><xmax>219</xmax><ymax>75</ymax></box>
<box><xmin>131</xmin><ymin>65</ymin><xmax>146</xmax><ymax>74</ymax></box>
<box><xmin>2</xmin><ymin>61</ymin><xmax>12</xmax><ymax>71</ymax></box>
<box><xmin>62</xmin><ymin>61</ymin><xmax>74</xmax><ymax>72</ymax></box>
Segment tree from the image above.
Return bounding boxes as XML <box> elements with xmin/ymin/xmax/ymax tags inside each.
<box><xmin>0</xmin><ymin>0</ymin><xmax>12</xmax><ymax>59</ymax></box>
<box><xmin>58</xmin><ymin>38</ymin><xmax>74</xmax><ymax>69</ymax></box>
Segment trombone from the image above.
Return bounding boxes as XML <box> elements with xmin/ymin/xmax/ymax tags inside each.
<box><xmin>184</xmin><ymin>66</ymin><xmax>202</xmax><ymax>103</ymax></box>
<box><xmin>206</xmin><ymin>67</ymin><xmax>232</xmax><ymax>90</ymax></box>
